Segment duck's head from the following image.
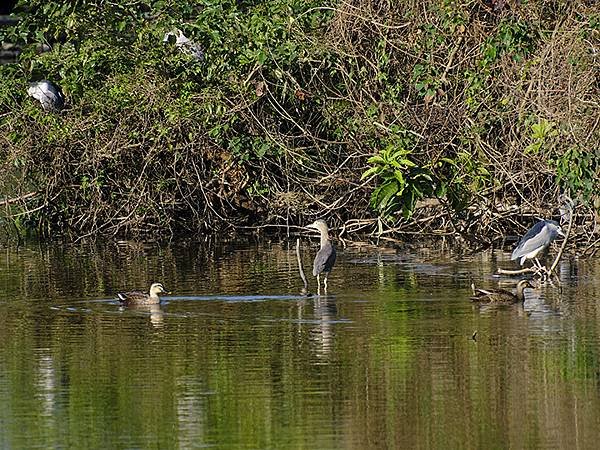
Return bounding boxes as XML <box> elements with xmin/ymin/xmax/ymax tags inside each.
<box><xmin>149</xmin><ymin>282</ymin><xmax>169</xmax><ymax>296</ymax></box>
<box><xmin>517</xmin><ymin>279</ymin><xmax>535</xmax><ymax>290</ymax></box>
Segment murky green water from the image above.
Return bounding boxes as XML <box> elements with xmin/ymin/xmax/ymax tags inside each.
<box><xmin>0</xmin><ymin>237</ymin><xmax>599</xmax><ymax>449</ymax></box>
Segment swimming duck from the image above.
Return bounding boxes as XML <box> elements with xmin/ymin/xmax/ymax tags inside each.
<box><xmin>470</xmin><ymin>279</ymin><xmax>533</xmax><ymax>304</ymax></box>
<box><xmin>117</xmin><ymin>282</ymin><xmax>168</xmax><ymax>306</ymax></box>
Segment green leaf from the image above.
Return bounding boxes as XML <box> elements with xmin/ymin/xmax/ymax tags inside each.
<box><xmin>372</xmin><ymin>180</ymin><xmax>399</xmax><ymax>212</ymax></box>
<box><xmin>398</xmin><ymin>159</ymin><xmax>417</xmax><ymax>168</ymax></box>
<box><xmin>393</xmin><ymin>170</ymin><xmax>405</xmax><ymax>185</ymax></box>
<box><xmin>361</xmin><ymin>166</ymin><xmax>380</xmax><ymax>180</ymax></box>
<box><xmin>367</xmin><ymin>155</ymin><xmax>386</xmax><ymax>165</ymax></box>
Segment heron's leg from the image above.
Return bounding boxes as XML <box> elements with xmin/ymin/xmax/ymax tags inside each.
<box><xmin>316</xmin><ymin>274</ymin><xmax>321</xmax><ymax>295</ymax></box>
<box><xmin>534</xmin><ymin>257</ymin><xmax>551</xmax><ymax>280</ymax></box>
<box><xmin>531</xmin><ymin>257</ymin><xmax>551</xmax><ymax>281</ymax></box>
<box><xmin>323</xmin><ymin>274</ymin><xmax>328</xmax><ymax>293</ymax></box>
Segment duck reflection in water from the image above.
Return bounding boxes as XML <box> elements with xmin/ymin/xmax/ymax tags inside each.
<box><xmin>148</xmin><ymin>303</ymin><xmax>165</xmax><ymax>328</ymax></box>
<box><xmin>118</xmin><ymin>302</ymin><xmax>166</xmax><ymax>328</ymax></box>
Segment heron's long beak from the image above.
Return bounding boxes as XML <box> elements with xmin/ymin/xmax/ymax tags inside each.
<box><xmin>305</xmin><ymin>223</ymin><xmax>318</xmax><ymax>230</ymax></box>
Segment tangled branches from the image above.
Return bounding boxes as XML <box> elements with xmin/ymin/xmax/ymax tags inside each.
<box><xmin>0</xmin><ymin>0</ymin><xmax>598</xmax><ymax>246</ymax></box>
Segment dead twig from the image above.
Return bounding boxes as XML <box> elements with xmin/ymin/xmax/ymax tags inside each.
<box><xmin>548</xmin><ymin>207</ymin><xmax>575</xmax><ymax>274</ymax></box>
<box><xmin>0</xmin><ymin>192</ymin><xmax>38</xmax><ymax>206</ymax></box>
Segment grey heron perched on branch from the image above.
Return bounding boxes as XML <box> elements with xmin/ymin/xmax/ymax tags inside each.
<box><xmin>27</xmin><ymin>80</ymin><xmax>64</xmax><ymax>111</ymax></box>
<box><xmin>306</xmin><ymin>219</ymin><xmax>336</xmax><ymax>294</ymax></box>
<box><xmin>163</xmin><ymin>28</ymin><xmax>204</xmax><ymax>60</ymax></box>
<box><xmin>511</xmin><ymin>220</ymin><xmax>565</xmax><ymax>267</ymax></box>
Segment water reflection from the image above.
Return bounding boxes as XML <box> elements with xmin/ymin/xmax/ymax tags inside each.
<box><xmin>176</xmin><ymin>375</ymin><xmax>210</xmax><ymax>448</ymax></box>
<box><xmin>311</xmin><ymin>295</ymin><xmax>338</xmax><ymax>360</ymax></box>
<box><xmin>35</xmin><ymin>349</ymin><xmax>56</xmax><ymax>418</ymax></box>
<box><xmin>0</xmin><ymin>239</ymin><xmax>599</xmax><ymax>448</ymax></box>
<box><xmin>122</xmin><ymin>303</ymin><xmax>166</xmax><ymax>328</ymax></box>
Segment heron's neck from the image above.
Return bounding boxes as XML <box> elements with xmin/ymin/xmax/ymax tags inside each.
<box><xmin>319</xmin><ymin>230</ymin><xmax>330</xmax><ymax>247</ymax></box>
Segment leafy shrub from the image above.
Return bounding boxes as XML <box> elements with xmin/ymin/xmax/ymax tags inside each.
<box><xmin>0</xmin><ymin>0</ymin><xmax>598</xmax><ymax>238</ymax></box>
<box><xmin>361</xmin><ymin>131</ymin><xmax>441</xmax><ymax>219</ymax></box>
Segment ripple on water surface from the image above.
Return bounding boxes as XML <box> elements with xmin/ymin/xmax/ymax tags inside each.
<box><xmin>0</xmin><ymin>240</ymin><xmax>600</xmax><ymax>449</ymax></box>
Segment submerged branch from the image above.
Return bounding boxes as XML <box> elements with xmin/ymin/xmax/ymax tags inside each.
<box><xmin>549</xmin><ymin>208</ymin><xmax>575</xmax><ymax>274</ymax></box>
<box><xmin>497</xmin><ymin>267</ymin><xmax>537</xmax><ymax>276</ymax></box>
<box><xmin>296</xmin><ymin>238</ymin><xmax>309</xmax><ymax>296</ymax></box>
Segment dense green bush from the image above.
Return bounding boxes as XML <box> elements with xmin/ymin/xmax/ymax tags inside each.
<box><xmin>0</xmin><ymin>0</ymin><xmax>598</xmax><ymax>239</ymax></box>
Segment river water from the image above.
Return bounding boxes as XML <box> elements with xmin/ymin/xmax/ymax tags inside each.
<box><xmin>0</xmin><ymin>237</ymin><xmax>598</xmax><ymax>449</ymax></box>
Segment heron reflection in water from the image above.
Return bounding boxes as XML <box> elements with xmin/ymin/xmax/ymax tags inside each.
<box><xmin>311</xmin><ymin>295</ymin><xmax>337</xmax><ymax>359</ymax></box>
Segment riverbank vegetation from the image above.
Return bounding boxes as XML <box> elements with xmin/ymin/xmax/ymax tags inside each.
<box><xmin>0</xmin><ymin>1</ymin><xmax>598</xmax><ymax>248</ymax></box>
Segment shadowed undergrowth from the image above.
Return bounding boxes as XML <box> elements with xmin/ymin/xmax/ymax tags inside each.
<box><xmin>0</xmin><ymin>0</ymin><xmax>598</xmax><ymax>247</ymax></box>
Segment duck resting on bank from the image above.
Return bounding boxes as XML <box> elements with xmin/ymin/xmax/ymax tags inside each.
<box><xmin>117</xmin><ymin>282</ymin><xmax>169</xmax><ymax>306</ymax></box>
<box><xmin>470</xmin><ymin>279</ymin><xmax>533</xmax><ymax>305</ymax></box>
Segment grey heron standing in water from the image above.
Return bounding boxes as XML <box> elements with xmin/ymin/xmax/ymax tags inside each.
<box><xmin>306</xmin><ymin>219</ymin><xmax>336</xmax><ymax>294</ymax></box>
<box><xmin>511</xmin><ymin>219</ymin><xmax>565</xmax><ymax>268</ymax></box>
<box><xmin>27</xmin><ymin>80</ymin><xmax>65</xmax><ymax>111</ymax></box>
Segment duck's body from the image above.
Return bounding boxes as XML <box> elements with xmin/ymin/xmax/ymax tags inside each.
<box><xmin>117</xmin><ymin>282</ymin><xmax>168</xmax><ymax>306</ymax></box>
<box><xmin>470</xmin><ymin>279</ymin><xmax>533</xmax><ymax>305</ymax></box>
<box><xmin>306</xmin><ymin>219</ymin><xmax>336</xmax><ymax>293</ymax></box>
